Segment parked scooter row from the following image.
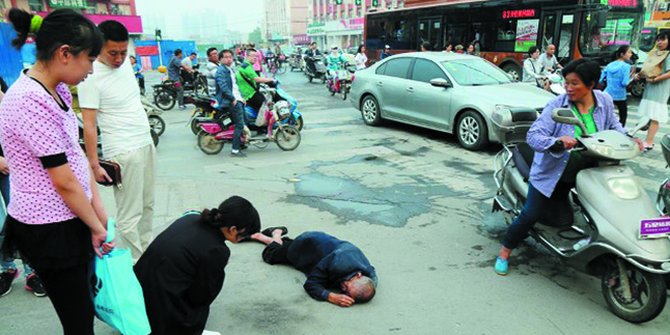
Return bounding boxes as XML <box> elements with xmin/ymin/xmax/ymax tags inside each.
<box><xmin>491</xmin><ymin>106</ymin><xmax>670</xmax><ymax>324</ymax></box>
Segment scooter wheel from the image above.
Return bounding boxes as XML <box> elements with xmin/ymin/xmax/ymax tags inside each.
<box><xmin>197</xmin><ymin>131</ymin><xmax>224</xmax><ymax>155</ymax></box>
<box><xmin>148</xmin><ymin>115</ymin><xmax>166</xmax><ymax>136</ymax></box>
<box><xmin>308</xmin><ymin>76</ymin><xmax>313</xmax><ymax>83</ymax></box>
<box><xmin>342</xmin><ymin>89</ymin><xmax>348</xmax><ymax>101</ymax></box>
<box><xmin>275</xmin><ymin>125</ymin><xmax>301</xmax><ymax>151</ymax></box>
<box><xmin>601</xmin><ymin>260</ymin><xmax>667</xmax><ymax>323</ymax></box>
<box><xmin>330</xmin><ymin>88</ymin><xmax>336</xmax><ymax>96</ymax></box>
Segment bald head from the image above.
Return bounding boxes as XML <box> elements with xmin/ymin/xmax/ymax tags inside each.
<box><xmin>546</xmin><ymin>44</ymin><xmax>556</xmax><ymax>56</ymax></box>
<box><xmin>342</xmin><ymin>274</ymin><xmax>376</xmax><ymax>303</ymax></box>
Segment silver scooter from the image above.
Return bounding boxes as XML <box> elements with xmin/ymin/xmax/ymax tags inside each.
<box><xmin>491</xmin><ymin>107</ymin><xmax>670</xmax><ymax>323</ymax></box>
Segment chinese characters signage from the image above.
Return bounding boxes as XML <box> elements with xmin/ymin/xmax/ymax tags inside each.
<box><xmin>48</xmin><ymin>0</ymin><xmax>88</xmax><ymax>9</ymax></box>
<box><xmin>600</xmin><ymin>0</ymin><xmax>638</xmax><ymax>8</ymax></box>
<box><xmin>502</xmin><ymin>9</ymin><xmax>536</xmax><ymax>19</ymax></box>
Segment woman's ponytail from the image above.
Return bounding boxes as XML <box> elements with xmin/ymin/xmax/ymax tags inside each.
<box><xmin>8</xmin><ymin>9</ymin><xmax>32</xmax><ymax>49</ymax></box>
<box><xmin>200</xmin><ymin>208</ymin><xmax>224</xmax><ymax>228</ymax></box>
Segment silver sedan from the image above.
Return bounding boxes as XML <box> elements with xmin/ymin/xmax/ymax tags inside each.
<box><xmin>349</xmin><ymin>52</ymin><xmax>555</xmax><ymax>150</ymax></box>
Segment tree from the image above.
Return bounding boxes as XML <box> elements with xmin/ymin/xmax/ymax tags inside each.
<box><xmin>248</xmin><ymin>27</ymin><xmax>263</xmax><ymax>45</ymax></box>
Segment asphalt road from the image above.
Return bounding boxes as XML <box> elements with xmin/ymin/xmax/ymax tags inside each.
<box><xmin>1</xmin><ymin>68</ymin><xmax>670</xmax><ymax>335</ymax></box>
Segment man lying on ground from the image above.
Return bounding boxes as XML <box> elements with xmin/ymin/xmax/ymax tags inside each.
<box><xmin>251</xmin><ymin>228</ymin><xmax>377</xmax><ymax>307</ymax></box>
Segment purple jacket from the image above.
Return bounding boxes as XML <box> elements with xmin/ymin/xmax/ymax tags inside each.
<box><xmin>527</xmin><ymin>90</ymin><xmax>626</xmax><ymax>197</ymax></box>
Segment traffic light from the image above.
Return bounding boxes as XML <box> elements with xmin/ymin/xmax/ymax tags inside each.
<box><xmin>335</xmin><ymin>0</ymin><xmax>343</xmax><ymax>4</ymax></box>
<box><xmin>155</xmin><ymin>29</ymin><xmax>162</xmax><ymax>41</ymax></box>
<box><xmin>355</xmin><ymin>0</ymin><xmax>362</xmax><ymax>5</ymax></box>
<box><xmin>372</xmin><ymin>0</ymin><xmax>379</xmax><ymax>7</ymax></box>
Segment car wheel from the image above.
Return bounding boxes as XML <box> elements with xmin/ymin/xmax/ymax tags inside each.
<box><xmin>502</xmin><ymin>63</ymin><xmax>522</xmax><ymax>82</ymax></box>
<box><xmin>361</xmin><ymin>95</ymin><xmax>382</xmax><ymax>126</ymax></box>
<box><xmin>456</xmin><ymin>110</ymin><xmax>489</xmax><ymax>151</ymax></box>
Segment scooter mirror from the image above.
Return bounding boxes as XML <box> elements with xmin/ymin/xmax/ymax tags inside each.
<box><xmin>551</xmin><ymin>108</ymin><xmax>588</xmax><ymax>135</ymax></box>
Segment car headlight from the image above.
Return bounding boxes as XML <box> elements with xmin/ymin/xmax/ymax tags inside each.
<box><xmin>607</xmin><ymin>177</ymin><xmax>640</xmax><ymax>200</ymax></box>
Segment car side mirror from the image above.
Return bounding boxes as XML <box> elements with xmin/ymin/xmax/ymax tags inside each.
<box><xmin>430</xmin><ymin>78</ymin><xmax>451</xmax><ymax>88</ymax></box>
<box><xmin>551</xmin><ymin>108</ymin><xmax>588</xmax><ymax>135</ymax></box>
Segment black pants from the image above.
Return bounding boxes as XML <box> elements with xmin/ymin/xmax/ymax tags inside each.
<box><xmin>137</xmin><ymin>76</ymin><xmax>145</xmax><ymax>93</ymax></box>
<box><xmin>247</xmin><ymin>91</ymin><xmax>266</xmax><ymax>114</ymax></box>
<box><xmin>3</xmin><ymin>216</ymin><xmax>95</xmax><ymax>335</ymax></box>
<box><xmin>614</xmin><ymin>100</ymin><xmax>628</xmax><ymax>127</ymax></box>
<box><xmin>262</xmin><ymin>238</ymin><xmax>294</xmax><ymax>265</ymax></box>
<box><xmin>37</xmin><ymin>263</ymin><xmax>95</xmax><ymax>335</ymax></box>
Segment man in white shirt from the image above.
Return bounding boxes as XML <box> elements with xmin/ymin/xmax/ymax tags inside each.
<box><xmin>78</xmin><ymin>20</ymin><xmax>155</xmax><ymax>263</ymax></box>
<box><xmin>538</xmin><ymin>44</ymin><xmax>563</xmax><ymax>74</ymax></box>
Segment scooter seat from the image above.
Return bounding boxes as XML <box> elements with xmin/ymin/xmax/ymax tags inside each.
<box><xmin>512</xmin><ymin>143</ymin><xmax>535</xmax><ymax>181</ymax></box>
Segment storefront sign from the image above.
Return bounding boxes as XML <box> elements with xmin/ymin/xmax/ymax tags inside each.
<box><xmin>48</xmin><ymin>0</ymin><xmax>87</xmax><ymax>9</ymax></box>
<box><xmin>502</xmin><ymin>9</ymin><xmax>536</xmax><ymax>19</ymax></box>
<box><xmin>515</xmin><ymin>19</ymin><xmax>539</xmax><ymax>52</ymax></box>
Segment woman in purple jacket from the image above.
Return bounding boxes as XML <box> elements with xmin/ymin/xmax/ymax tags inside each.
<box><xmin>493</xmin><ymin>59</ymin><xmax>642</xmax><ymax>275</ymax></box>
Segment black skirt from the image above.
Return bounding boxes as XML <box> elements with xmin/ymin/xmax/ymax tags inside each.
<box><xmin>1</xmin><ymin>215</ymin><xmax>94</xmax><ymax>270</ymax></box>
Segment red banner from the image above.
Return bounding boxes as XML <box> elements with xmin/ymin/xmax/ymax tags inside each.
<box><xmin>136</xmin><ymin>45</ymin><xmax>159</xmax><ymax>56</ymax></box>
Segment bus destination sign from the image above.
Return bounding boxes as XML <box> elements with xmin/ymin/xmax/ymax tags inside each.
<box><xmin>502</xmin><ymin>9</ymin><xmax>536</xmax><ymax>19</ymax></box>
<box><xmin>601</xmin><ymin>0</ymin><xmax>638</xmax><ymax>8</ymax></box>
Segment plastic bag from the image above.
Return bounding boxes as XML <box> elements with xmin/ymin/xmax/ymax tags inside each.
<box><xmin>91</xmin><ymin>219</ymin><xmax>151</xmax><ymax>335</ymax></box>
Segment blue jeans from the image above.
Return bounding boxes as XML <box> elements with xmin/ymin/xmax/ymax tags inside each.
<box><xmin>0</xmin><ymin>173</ymin><xmax>33</xmax><ymax>276</ymax></box>
<box><xmin>230</xmin><ymin>102</ymin><xmax>245</xmax><ymax>151</ymax></box>
<box><xmin>502</xmin><ymin>182</ymin><xmax>573</xmax><ymax>249</ymax></box>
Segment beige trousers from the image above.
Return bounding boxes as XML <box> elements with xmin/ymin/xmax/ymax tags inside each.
<box><xmin>110</xmin><ymin>144</ymin><xmax>155</xmax><ymax>263</ymax></box>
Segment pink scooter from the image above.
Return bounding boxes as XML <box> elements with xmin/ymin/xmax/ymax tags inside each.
<box><xmin>196</xmin><ymin>106</ymin><xmax>301</xmax><ymax>155</ymax></box>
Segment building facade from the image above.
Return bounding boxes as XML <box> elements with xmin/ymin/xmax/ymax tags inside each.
<box><xmin>263</xmin><ymin>0</ymin><xmax>309</xmax><ymax>46</ymax></box>
<box><xmin>0</xmin><ymin>0</ymin><xmax>143</xmax><ymax>84</ymax></box>
<box><xmin>307</xmin><ymin>0</ymin><xmax>404</xmax><ymax>50</ymax></box>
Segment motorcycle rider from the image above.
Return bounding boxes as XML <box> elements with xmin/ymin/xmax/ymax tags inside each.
<box><xmin>493</xmin><ymin>59</ymin><xmax>643</xmax><ymax>276</ymax></box>
<box><xmin>236</xmin><ymin>48</ymin><xmax>276</xmax><ymax>117</ymax></box>
<box><xmin>538</xmin><ymin>44</ymin><xmax>563</xmax><ymax>75</ymax></box>
<box><xmin>327</xmin><ymin>46</ymin><xmax>347</xmax><ymax>74</ymax></box>
<box><xmin>216</xmin><ymin>49</ymin><xmax>248</xmax><ymax>158</ymax></box>
<box><xmin>181</xmin><ymin>52</ymin><xmax>197</xmax><ymax>85</ymax></box>
<box><xmin>304</xmin><ymin>42</ymin><xmax>322</xmax><ymax>76</ymax></box>
<box><xmin>167</xmin><ymin>49</ymin><xmax>186</xmax><ymax>109</ymax></box>
<box><xmin>205</xmin><ymin>47</ymin><xmax>219</xmax><ymax>96</ymax></box>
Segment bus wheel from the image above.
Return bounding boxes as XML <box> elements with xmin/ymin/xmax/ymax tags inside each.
<box><xmin>502</xmin><ymin>63</ymin><xmax>522</xmax><ymax>82</ymax></box>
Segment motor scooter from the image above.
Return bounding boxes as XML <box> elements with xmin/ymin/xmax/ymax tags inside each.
<box><xmin>326</xmin><ymin>65</ymin><xmax>356</xmax><ymax>100</ymax></box>
<box><xmin>491</xmin><ymin>106</ymin><xmax>670</xmax><ymax>323</ymax></box>
<box><xmin>196</xmin><ymin>101</ymin><xmax>301</xmax><ymax>155</ymax></box>
<box><xmin>304</xmin><ymin>55</ymin><xmax>327</xmax><ymax>83</ymax></box>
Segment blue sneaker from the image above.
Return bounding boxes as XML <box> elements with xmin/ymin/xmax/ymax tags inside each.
<box><xmin>494</xmin><ymin>257</ymin><xmax>509</xmax><ymax>276</ymax></box>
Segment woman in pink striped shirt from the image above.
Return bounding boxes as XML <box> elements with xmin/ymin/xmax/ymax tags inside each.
<box><xmin>1</xmin><ymin>8</ymin><xmax>113</xmax><ymax>335</ymax></box>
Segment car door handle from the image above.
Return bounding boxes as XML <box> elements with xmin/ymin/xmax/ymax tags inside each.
<box><xmin>406</xmin><ymin>87</ymin><xmax>414</xmax><ymax>92</ymax></box>
<box><xmin>377</xmin><ymin>82</ymin><xmax>383</xmax><ymax>86</ymax></box>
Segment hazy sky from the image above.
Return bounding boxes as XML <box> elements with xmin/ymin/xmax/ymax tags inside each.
<box><xmin>136</xmin><ymin>0</ymin><xmax>265</xmax><ymax>39</ymax></box>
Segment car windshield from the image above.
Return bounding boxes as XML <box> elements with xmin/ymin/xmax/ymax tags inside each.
<box><xmin>440</xmin><ymin>59</ymin><xmax>511</xmax><ymax>86</ymax></box>
<box><xmin>580</xmin><ymin>11</ymin><xmax>641</xmax><ymax>56</ymax></box>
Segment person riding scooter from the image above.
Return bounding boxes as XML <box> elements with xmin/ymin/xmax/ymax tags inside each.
<box><xmin>493</xmin><ymin>59</ymin><xmax>644</xmax><ymax>275</ymax></box>
<box><xmin>304</xmin><ymin>42</ymin><xmax>323</xmax><ymax>77</ymax></box>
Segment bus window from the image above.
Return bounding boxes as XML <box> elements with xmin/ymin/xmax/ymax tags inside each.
<box><xmin>640</xmin><ymin>28</ymin><xmax>657</xmax><ymax>52</ymax></box>
<box><xmin>580</xmin><ymin>11</ymin><xmax>639</xmax><ymax>57</ymax></box>
<box><xmin>557</xmin><ymin>14</ymin><xmax>574</xmax><ymax>59</ymax></box>
<box><xmin>541</xmin><ymin>15</ymin><xmax>556</xmax><ymax>50</ymax></box>
<box><xmin>494</xmin><ymin>19</ymin><xmax>518</xmax><ymax>52</ymax></box>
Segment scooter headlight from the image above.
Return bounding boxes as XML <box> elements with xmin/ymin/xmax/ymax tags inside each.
<box><xmin>607</xmin><ymin>177</ymin><xmax>640</xmax><ymax>200</ymax></box>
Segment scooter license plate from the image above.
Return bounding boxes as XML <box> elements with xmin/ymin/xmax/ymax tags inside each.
<box><xmin>639</xmin><ymin>217</ymin><xmax>670</xmax><ymax>239</ymax></box>
<box><xmin>222</xmin><ymin>118</ymin><xmax>232</xmax><ymax>127</ymax></box>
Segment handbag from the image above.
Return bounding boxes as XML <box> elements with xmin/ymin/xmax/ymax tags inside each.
<box><xmin>91</xmin><ymin>219</ymin><xmax>152</xmax><ymax>335</ymax></box>
<box><xmin>640</xmin><ymin>50</ymin><xmax>669</xmax><ymax>78</ymax></box>
<box><xmin>97</xmin><ymin>160</ymin><xmax>121</xmax><ymax>187</ymax></box>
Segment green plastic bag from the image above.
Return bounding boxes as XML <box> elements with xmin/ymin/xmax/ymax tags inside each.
<box><xmin>91</xmin><ymin>219</ymin><xmax>151</xmax><ymax>335</ymax></box>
